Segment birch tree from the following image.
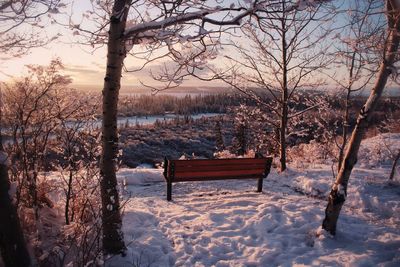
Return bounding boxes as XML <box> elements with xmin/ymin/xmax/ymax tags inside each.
<box><xmin>74</xmin><ymin>0</ymin><xmax>277</xmax><ymax>255</ymax></box>
<box><xmin>322</xmin><ymin>0</ymin><xmax>400</xmax><ymax>235</ymax></box>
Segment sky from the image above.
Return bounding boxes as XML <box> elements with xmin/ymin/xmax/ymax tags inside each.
<box><xmin>0</xmin><ymin>0</ymin><xmax>227</xmax><ymax>92</ymax></box>
<box><xmin>0</xmin><ymin>0</ymin><xmax>398</xmax><ymax>95</ymax></box>
<box><xmin>0</xmin><ymin>37</ymin><xmax>217</xmax><ymax>91</ymax></box>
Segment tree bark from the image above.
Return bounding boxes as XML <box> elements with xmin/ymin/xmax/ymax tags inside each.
<box><xmin>65</xmin><ymin>169</ymin><xmax>73</xmax><ymax>225</ymax></box>
<box><xmin>100</xmin><ymin>0</ymin><xmax>131</xmax><ymax>255</ymax></box>
<box><xmin>323</xmin><ymin>0</ymin><xmax>400</xmax><ymax>235</ymax></box>
<box><xmin>338</xmin><ymin>81</ymin><xmax>352</xmax><ymax>172</ymax></box>
<box><xmin>389</xmin><ymin>151</ymin><xmax>400</xmax><ymax>181</ymax></box>
<box><xmin>279</xmin><ymin>4</ymin><xmax>288</xmax><ymax>172</ymax></box>
<box><xmin>0</xmin><ymin>134</ymin><xmax>31</xmax><ymax>267</ymax></box>
<box><xmin>279</xmin><ymin>99</ymin><xmax>288</xmax><ymax>172</ymax></box>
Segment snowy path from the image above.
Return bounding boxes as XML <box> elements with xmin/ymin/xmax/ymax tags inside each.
<box><xmin>111</xmin><ymin>166</ymin><xmax>400</xmax><ymax>267</ymax></box>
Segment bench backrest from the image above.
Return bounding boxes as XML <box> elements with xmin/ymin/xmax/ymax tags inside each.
<box><xmin>164</xmin><ymin>157</ymin><xmax>273</xmax><ymax>182</ymax></box>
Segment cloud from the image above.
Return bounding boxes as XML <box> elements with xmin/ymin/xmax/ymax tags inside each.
<box><xmin>90</xmin><ymin>61</ymin><xmax>105</xmax><ymax>69</ymax></box>
<box><xmin>123</xmin><ymin>60</ymin><xmax>215</xmax><ymax>83</ymax></box>
<box><xmin>64</xmin><ymin>63</ymin><xmax>104</xmax><ymax>85</ymax></box>
<box><xmin>66</xmin><ymin>60</ymin><xmax>220</xmax><ymax>89</ymax></box>
<box><xmin>65</xmin><ymin>64</ymin><xmax>102</xmax><ymax>75</ymax></box>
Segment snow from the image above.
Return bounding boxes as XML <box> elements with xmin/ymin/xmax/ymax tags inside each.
<box><xmin>118</xmin><ymin>167</ymin><xmax>164</xmax><ymax>186</ymax></box>
<box><xmin>108</xmin><ymin>134</ymin><xmax>400</xmax><ymax>266</ymax></box>
<box><xmin>124</xmin><ymin>11</ymin><xmax>211</xmax><ymax>37</ymax></box>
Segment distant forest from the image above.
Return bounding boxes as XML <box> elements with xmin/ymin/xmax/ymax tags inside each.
<box><xmin>118</xmin><ymin>93</ymin><xmax>238</xmax><ymax>116</ymax></box>
<box><xmin>118</xmin><ymin>91</ymin><xmax>400</xmax><ymax>118</ymax></box>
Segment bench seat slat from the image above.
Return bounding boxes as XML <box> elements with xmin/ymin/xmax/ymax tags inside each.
<box><xmin>171</xmin><ymin>158</ymin><xmax>268</xmax><ymax>167</ymax></box>
<box><xmin>174</xmin><ymin>169</ymin><xmax>266</xmax><ymax>180</ymax></box>
<box><xmin>173</xmin><ymin>163</ymin><xmax>266</xmax><ymax>173</ymax></box>
<box><xmin>174</xmin><ymin>175</ymin><xmax>263</xmax><ymax>182</ymax></box>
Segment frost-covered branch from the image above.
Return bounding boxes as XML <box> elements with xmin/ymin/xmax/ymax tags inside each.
<box><xmin>200</xmin><ymin>0</ymin><xmax>335</xmax><ymax>171</ymax></box>
<box><xmin>0</xmin><ymin>0</ymin><xmax>65</xmax><ymax>56</ymax></box>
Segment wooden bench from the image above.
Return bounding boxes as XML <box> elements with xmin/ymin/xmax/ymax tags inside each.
<box><xmin>163</xmin><ymin>156</ymin><xmax>273</xmax><ymax>201</ymax></box>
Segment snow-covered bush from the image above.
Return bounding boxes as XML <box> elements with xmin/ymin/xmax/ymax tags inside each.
<box><xmin>288</xmin><ymin>140</ymin><xmax>338</xmax><ymax>167</ymax></box>
<box><xmin>214</xmin><ymin>149</ymin><xmax>256</xmax><ymax>159</ymax></box>
<box><xmin>358</xmin><ymin>133</ymin><xmax>400</xmax><ymax>168</ymax></box>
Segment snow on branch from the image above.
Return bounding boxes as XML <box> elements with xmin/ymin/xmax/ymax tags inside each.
<box><xmin>124</xmin><ymin>5</ymin><xmax>256</xmax><ymax>39</ymax></box>
<box><xmin>290</xmin><ymin>0</ymin><xmax>332</xmax><ymax>12</ymax></box>
<box><xmin>124</xmin><ymin>10</ymin><xmax>213</xmax><ymax>38</ymax></box>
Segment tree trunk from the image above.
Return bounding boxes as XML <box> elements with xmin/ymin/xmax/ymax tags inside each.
<box><xmin>338</xmin><ymin>47</ymin><xmax>360</xmax><ymax>172</ymax></box>
<box><xmin>65</xmin><ymin>169</ymin><xmax>73</xmax><ymax>225</ymax></box>
<box><xmin>0</xmin><ymin>134</ymin><xmax>31</xmax><ymax>267</ymax></box>
<box><xmin>323</xmin><ymin>1</ymin><xmax>400</xmax><ymax>235</ymax></box>
<box><xmin>389</xmin><ymin>151</ymin><xmax>400</xmax><ymax>181</ymax></box>
<box><xmin>100</xmin><ymin>0</ymin><xmax>131</xmax><ymax>255</ymax></box>
<box><xmin>338</xmin><ymin>81</ymin><xmax>352</xmax><ymax>172</ymax></box>
<box><xmin>280</xmin><ymin>7</ymin><xmax>288</xmax><ymax>172</ymax></box>
<box><xmin>279</xmin><ymin>102</ymin><xmax>288</xmax><ymax>172</ymax></box>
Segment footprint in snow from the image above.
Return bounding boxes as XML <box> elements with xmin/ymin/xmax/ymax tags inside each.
<box><xmin>209</xmin><ymin>212</ymin><xmax>226</xmax><ymax>223</ymax></box>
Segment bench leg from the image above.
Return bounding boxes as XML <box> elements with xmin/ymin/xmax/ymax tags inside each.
<box><xmin>257</xmin><ymin>178</ymin><xmax>263</xmax><ymax>192</ymax></box>
<box><xmin>167</xmin><ymin>181</ymin><xmax>172</xmax><ymax>201</ymax></box>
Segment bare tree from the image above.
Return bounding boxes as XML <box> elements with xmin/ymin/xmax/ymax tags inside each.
<box><xmin>322</xmin><ymin>0</ymin><xmax>400</xmax><ymax>235</ymax></box>
<box><xmin>379</xmin><ymin>100</ymin><xmax>400</xmax><ymax>181</ymax></box>
<box><xmin>1</xmin><ymin>59</ymin><xmax>70</xmax><ymax>266</ymax></box>
<box><xmin>328</xmin><ymin>0</ymin><xmax>384</xmax><ymax>173</ymax></box>
<box><xmin>0</xmin><ymin>0</ymin><xmax>63</xmax><ymax>57</ymax></box>
<box><xmin>53</xmin><ymin>124</ymin><xmax>104</xmax><ymax>266</ymax></box>
<box><xmin>52</xmin><ymin>90</ymin><xmax>100</xmax><ymax>225</ymax></box>
<box><xmin>207</xmin><ymin>0</ymin><xmax>333</xmax><ymax>171</ymax></box>
<box><xmin>2</xmin><ymin>61</ymin><xmax>105</xmax><ymax>265</ymax></box>
<box><xmin>1</xmin><ymin>60</ymin><xmax>75</xmax><ymax>264</ymax></box>
<box><xmin>3</xmin><ymin>59</ymin><xmax>72</xmax><ymax>212</ymax></box>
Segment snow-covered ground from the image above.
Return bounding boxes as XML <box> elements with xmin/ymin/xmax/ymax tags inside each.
<box><xmin>107</xmin><ymin>134</ymin><xmax>400</xmax><ymax>267</ymax></box>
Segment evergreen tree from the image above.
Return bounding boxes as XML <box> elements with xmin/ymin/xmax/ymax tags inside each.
<box><xmin>233</xmin><ymin>123</ymin><xmax>247</xmax><ymax>156</ymax></box>
<box><xmin>215</xmin><ymin>120</ymin><xmax>225</xmax><ymax>152</ymax></box>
